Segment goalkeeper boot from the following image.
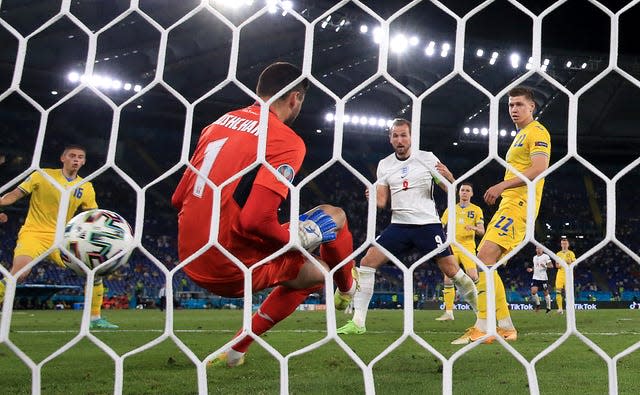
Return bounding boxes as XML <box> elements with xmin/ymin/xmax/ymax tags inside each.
<box><xmin>90</xmin><ymin>318</ymin><xmax>119</xmax><ymax>329</ymax></box>
<box><xmin>451</xmin><ymin>327</ymin><xmax>494</xmax><ymax>345</ymax></box>
<box><xmin>208</xmin><ymin>352</ymin><xmax>245</xmax><ymax>368</ymax></box>
<box><xmin>334</xmin><ymin>268</ymin><xmax>359</xmax><ymax>311</ymax></box>
<box><xmin>497</xmin><ymin>327</ymin><xmax>518</xmax><ymax>342</ymax></box>
<box><xmin>337</xmin><ymin>320</ymin><xmax>366</xmax><ymax>335</ymax></box>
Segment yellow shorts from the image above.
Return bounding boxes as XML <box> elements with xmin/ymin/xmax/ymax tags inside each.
<box><xmin>14</xmin><ymin>230</ymin><xmax>65</xmax><ymax>267</ymax></box>
<box><xmin>555</xmin><ymin>270</ymin><xmax>566</xmax><ymax>290</ymax></box>
<box><xmin>451</xmin><ymin>244</ymin><xmax>477</xmax><ymax>272</ymax></box>
<box><xmin>479</xmin><ymin>198</ymin><xmax>528</xmax><ymax>258</ymax></box>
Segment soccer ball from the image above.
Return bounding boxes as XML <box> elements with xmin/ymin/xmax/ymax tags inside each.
<box><xmin>61</xmin><ymin>209</ymin><xmax>134</xmax><ymax>276</ymax></box>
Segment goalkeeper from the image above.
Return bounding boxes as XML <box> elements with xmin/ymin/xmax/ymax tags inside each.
<box><xmin>172</xmin><ymin>62</ymin><xmax>356</xmax><ymax>368</ymax></box>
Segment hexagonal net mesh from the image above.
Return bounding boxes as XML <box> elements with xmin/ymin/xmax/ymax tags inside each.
<box><xmin>1</xmin><ymin>0</ymin><xmax>639</xmax><ymax>394</ymax></box>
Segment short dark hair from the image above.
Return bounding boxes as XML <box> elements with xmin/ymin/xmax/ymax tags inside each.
<box><xmin>256</xmin><ymin>62</ymin><xmax>309</xmax><ymax>100</ymax></box>
<box><xmin>460</xmin><ymin>181</ymin><xmax>473</xmax><ymax>189</ymax></box>
<box><xmin>508</xmin><ymin>86</ymin><xmax>535</xmax><ymax>102</ymax></box>
<box><xmin>62</xmin><ymin>144</ymin><xmax>86</xmax><ymax>154</ymax></box>
<box><xmin>390</xmin><ymin>118</ymin><xmax>411</xmax><ymax>134</ymax></box>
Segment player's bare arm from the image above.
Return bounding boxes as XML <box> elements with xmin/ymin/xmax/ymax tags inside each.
<box><xmin>483</xmin><ymin>154</ymin><xmax>549</xmax><ymax>205</ymax></box>
<box><xmin>465</xmin><ymin>222</ymin><xmax>485</xmax><ymax>236</ymax></box>
<box><xmin>375</xmin><ymin>184</ymin><xmax>390</xmax><ymax>208</ymax></box>
<box><xmin>0</xmin><ymin>212</ymin><xmax>7</xmax><ymax>223</ymax></box>
<box><xmin>0</xmin><ymin>188</ymin><xmax>26</xmax><ymax>206</ymax></box>
<box><xmin>435</xmin><ymin>162</ymin><xmax>454</xmax><ymax>192</ymax></box>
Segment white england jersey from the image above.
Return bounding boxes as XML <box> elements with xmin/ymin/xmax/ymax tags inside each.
<box><xmin>532</xmin><ymin>253</ymin><xmax>551</xmax><ymax>281</ymax></box>
<box><xmin>377</xmin><ymin>150</ymin><xmax>441</xmax><ymax>225</ymax></box>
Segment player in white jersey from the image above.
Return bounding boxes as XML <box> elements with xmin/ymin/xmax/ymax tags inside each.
<box><xmin>336</xmin><ymin>118</ymin><xmax>478</xmax><ymax>334</ymax></box>
<box><xmin>527</xmin><ymin>246</ymin><xmax>552</xmax><ymax>313</ymax></box>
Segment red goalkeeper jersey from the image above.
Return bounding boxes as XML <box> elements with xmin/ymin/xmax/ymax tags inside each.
<box><xmin>172</xmin><ymin>104</ymin><xmax>305</xmax><ymax>284</ymax></box>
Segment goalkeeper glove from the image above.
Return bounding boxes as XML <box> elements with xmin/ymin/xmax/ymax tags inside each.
<box><xmin>298</xmin><ymin>209</ymin><xmax>337</xmax><ymax>251</ymax></box>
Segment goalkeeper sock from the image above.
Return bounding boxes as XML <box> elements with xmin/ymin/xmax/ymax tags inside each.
<box><xmin>443</xmin><ymin>284</ymin><xmax>455</xmax><ymax>312</ymax></box>
<box><xmin>91</xmin><ymin>280</ymin><xmax>104</xmax><ymax>320</ymax></box>
<box><xmin>232</xmin><ymin>284</ymin><xmax>322</xmax><ymax>353</ymax></box>
<box><xmin>533</xmin><ymin>293</ymin><xmax>540</xmax><ymax>306</ymax></box>
<box><xmin>352</xmin><ymin>266</ymin><xmax>376</xmax><ymax>327</ymax></box>
<box><xmin>320</xmin><ymin>221</ymin><xmax>354</xmax><ymax>293</ymax></box>
<box><xmin>451</xmin><ymin>269</ymin><xmax>477</xmax><ymax>313</ymax></box>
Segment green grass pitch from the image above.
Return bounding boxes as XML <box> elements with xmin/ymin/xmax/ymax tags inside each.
<box><xmin>1</xmin><ymin>308</ymin><xmax>639</xmax><ymax>394</ymax></box>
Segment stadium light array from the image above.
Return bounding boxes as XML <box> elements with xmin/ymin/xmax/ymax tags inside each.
<box><xmin>68</xmin><ymin>71</ymin><xmax>142</xmax><ymax>93</ymax></box>
<box><xmin>325</xmin><ymin>112</ymin><xmax>393</xmax><ymax>128</ymax></box>
<box><xmin>462</xmin><ymin>126</ymin><xmax>517</xmax><ymax>138</ymax></box>
<box><xmin>476</xmin><ymin>48</ymin><xmax>484</xmax><ymax>57</ymax></box>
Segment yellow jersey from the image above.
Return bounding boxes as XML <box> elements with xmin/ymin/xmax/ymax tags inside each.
<box><xmin>555</xmin><ymin>250</ymin><xmax>576</xmax><ymax>272</ymax></box>
<box><xmin>502</xmin><ymin>120</ymin><xmax>551</xmax><ymax>214</ymax></box>
<box><xmin>441</xmin><ymin>202</ymin><xmax>484</xmax><ymax>250</ymax></box>
<box><xmin>18</xmin><ymin>168</ymin><xmax>98</xmax><ymax>234</ymax></box>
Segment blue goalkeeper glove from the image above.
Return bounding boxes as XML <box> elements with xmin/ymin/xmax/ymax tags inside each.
<box><xmin>298</xmin><ymin>209</ymin><xmax>337</xmax><ymax>251</ymax></box>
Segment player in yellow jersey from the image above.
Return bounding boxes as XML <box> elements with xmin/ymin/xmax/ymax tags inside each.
<box><xmin>554</xmin><ymin>238</ymin><xmax>576</xmax><ymax>314</ymax></box>
<box><xmin>0</xmin><ymin>145</ymin><xmax>118</xmax><ymax>329</ymax></box>
<box><xmin>452</xmin><ymin>86</ymin><xmax>551</xmax><ymax>344</ymax></box>
<box><xmin>436</xmin><ymin>182</ymin><xmax>484</xmax><ymax>321</ymax></box>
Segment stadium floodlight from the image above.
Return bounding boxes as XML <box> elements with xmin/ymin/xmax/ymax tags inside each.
<box><xmin>581</xmin><ymin>62</ymin><xmax>587</xmax><ymax>69</ymax></box>
<box><xmin>541</xmin><ymin>64</ymin><xmax>548</xmax><ymax>72</ymax></box>
<box><xmin>351</xmin><ymin>115</ymin><xmax>360</xmax><ymax>124</ymax></box>
<box><xmin>489</xmin><ymin>57</ymin><xmax>497</xmax><ymax>65</ymax></box>
<box><xmin>111</xmin><ymin>79</ymin><xmax>122</xmax><ymax>90</ymax></box>
<box><xmin>68</xmin><ymin>71</ymin><xmax>80</xmax><ymax>82</ymax></box>
<box><xmin>472</xmin><ymin>128</ymin><xmax>479</xmax><ymax>135</ymax></box>
<box><xmin>315</xmin><ymin>129</ymin><xmax>322</xmax><ymax>134</ymax></box>
<box><xmin>325</xmin><ymin>113</ymin><xmax>334</xmax><ymax>122</ymax></box>
<box><xmin>373</xmin><ymin>27</ymin><xmax>382</xmax><ymax>44</ymax></box>
<box><xmin>51</xmin><ymin>90</ymin><xmax>58</xmax><ymax>95</ymax></box>
<box><xmin>343</xmin><ymin>115</ymin><xmax>350</xmax><ymax>123</ymax></box>
<box><xmin>377</xmin><ymin>118</ymin><xmax>386</xmax><ymax>127</ymax></box>
<box><xmin>511</xmin><ymin>130</ymin><xmax>516</xmax><ymax>137</ymax></box>
<box><xmin>335</xmin><ymin>26</ymin><xmax>340</xmax><ymax>32</ymax></box>
<box><xmin>321</xmin><ymin>21</ymin><xmax>328</xmax><ymax>29</ymax></box>
<box><xmin>282</xmin><ymin>1</ymin><xmax>293</xmax><ymax>12</ymax></box>
<box><xmin>124</xmin><ymin>83</ymin><xmax>132</xmax><ymax>90</ymax></box>
<box><xmin>510</xmin><ymin>53</ymin><xmax>520</xmax><ymax>68</ymax></box>
<box><xmin>359</xmin><ymin>116</ymin><xmax>368</xmax><ymax>125</ymax></box>
<box><xmin>453</xmin><ymin>142</ymin><xmax>458</xmax><ymax>146</ymax></box>
<box><xmin>425</xmin><ymin>46</ymin><xmax>435</xmax><ymax>56</ymax></box>
<box><xmin>476</xmin><ymin>48</ymin><xmax>484</xmax><ymax>57</ymax></box>
<box><xmin>463</xmin><ymin>127</ymin><xmax>470</xmax><ymax>134</ymax></box>
<box><xmin>440</xmin><ymin>49</ymin><xmax>448</xmax><ymax>57</ymax></box>
<box><xmin>409</xmin><ymin>36</ymin><xmax>419</xmax><ymax>46</ymax></box>
<box><xmin>136</xmin><ymin>104</ymin><xmax>142</xmax><ymax>109</ymax></box>
<box><xmin>360</xmin><ymin>24</ymin><xmax>368</xmax><ymax>33</ymax></box>
<box><xmin>339</xmin><ymin>19</ymin><xmax>346</xmax><ymax>26</ymax></box>
<box><xmin>386</xmin><ymin>120</ymin><xmax>393</xmax><ymax>128</ymax></box>
<box><xmin>500</xmin><ymin>129</ymin><xmax>507</xmax><ymax>136</ymax></box>
<box><xmin>566</xmin><ymin>60</ymin><xmax>572</xmax><ymax>68</ymax></box>
<box><xmin>543</xmin><ymin>58</ymin><xmax>550</xmax><ymax>65</ymax></box>
<box><xmin>480</xmin><ymin>127</ymin><xmax>488</xmax><ymax>136</ymax></box>
<box><xmin>133</xmin><ymin>84</ymin><xmax>142</xmax><ymax>92</ymax></box>
<box><xmin>442</xmin><ymin>43</ymin><xmax>450</xmax><ymax>51</ymax></box>
<box><xmin>491</xmin><ymin>51</ymin><xmax>498</xmax><ymax>59</ymax></box>
<box><xmin>368</xmin><ymin>117</ymin><xmax>377</xmax><ymax>126</ymax></box>
<box><xmin>390</xmin><ymin>34</ymin><xmax>409</xmax><ymax>54</ymax></box>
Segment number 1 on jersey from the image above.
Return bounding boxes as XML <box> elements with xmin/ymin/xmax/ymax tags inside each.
<box><xmin>193</xmin><ymin>138</ymin><xmax>228</xmax><ymax>198</ymax></box>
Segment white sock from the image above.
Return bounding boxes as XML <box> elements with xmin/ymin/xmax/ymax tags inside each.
<box><xmin>227</xmin><ymin>348</ymin><xmax>245</xmax><ymax>365</ymax></box>
<box><xmin>352</xmin><ymin>266</ymin><xmax>376</xmax><ymax>327</ymax></box>
<box><xmin>498</xmin><ymin>316</ymin><xmax>515</xmax><ymax>330</ymax></box>
<box><xmin>545</xmin><ymin>294</ymin><xmax>551</xmax><ymax>309</ymax></box>
<box><xmin>475</xmin><ymin>318</ymin><xmax>487</xmax><ymax>332</ymax></box>
<box><xmin>451</xmin><ymin>269</ymin><xmax>477</xmax><ymax>312</ymax></box>
<box><xmin>533</xmin><ymin>294</ymin><xmax>540</xmax><ymax>306</ymax></box>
